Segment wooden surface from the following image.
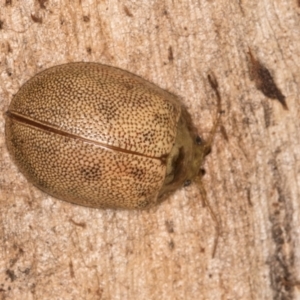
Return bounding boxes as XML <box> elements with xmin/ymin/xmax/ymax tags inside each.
<box><xmin>0</xmin><ymin>1</ymin><xmax>299</xmax><ymax>299</ymax></box>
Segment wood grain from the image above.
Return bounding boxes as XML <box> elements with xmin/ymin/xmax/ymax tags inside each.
<box><xmin>0</xmin><ymin>1</ymin><xmax>299</xmax><ymax>299</ymax></box>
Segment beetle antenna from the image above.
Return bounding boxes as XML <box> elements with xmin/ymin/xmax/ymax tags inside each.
<box><xmin>205</xmin><ymin>73</ymin><xmax>222</xmax><ymax>152</ymax></box>
<box><xmin>194</xmin><ymin>176</ymin><xmax>219</xmax><ymax>258</ymax></box>
<box><xmin>196</xmin><ymin>72</ymin><xmax>223</xmax><ymax>258</ymax></box>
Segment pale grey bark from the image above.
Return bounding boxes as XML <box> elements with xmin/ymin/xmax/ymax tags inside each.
<box><xmin>0</xmin><ymin>1</ymin><xmax>299</xmax><ymax>299</ymax></box>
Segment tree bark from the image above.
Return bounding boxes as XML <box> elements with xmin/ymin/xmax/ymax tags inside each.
<box><xmin>0</xmin><ymin>1</ymin><xmax>299</xmax><ymax>299</ymax></box>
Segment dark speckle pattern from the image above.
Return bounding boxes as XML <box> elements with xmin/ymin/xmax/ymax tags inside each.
<box><xmin>6</xmin><ymin>121</ymin><xmax>165</xmax><ymax>209</ymax></box>
<box><xmin>6</xmin><ymin>62</ymin><xmax>195</xmax><ymax>209</ymax></box>
<box><xmin>8</xmin><ymin>63</ymin><xmax>181</xmax><ymax>157</ymax></box>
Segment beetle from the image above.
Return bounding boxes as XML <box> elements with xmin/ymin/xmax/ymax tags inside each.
<box><xmin>5</xmin><ymin>62</ymin><xmax>218</xmax><ymax>210</ymax></box>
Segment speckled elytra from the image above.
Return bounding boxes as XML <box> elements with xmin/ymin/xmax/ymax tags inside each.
<box><xmin>5</xmin><ymin>62</ymin><xmax>220</xmax><ymax>210</ymax></box>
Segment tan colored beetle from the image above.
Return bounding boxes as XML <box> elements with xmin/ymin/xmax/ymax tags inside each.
<box><xmin>5</xmin><ymin>62</ymin><xmax>219</xmax><ymax>210</ymax></box>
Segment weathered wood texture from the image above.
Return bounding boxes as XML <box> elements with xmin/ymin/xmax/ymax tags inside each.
<box><xmin>0</xmin><ymin>1</ymin><xmax>299</xmax><ymax>299</ymax></box>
